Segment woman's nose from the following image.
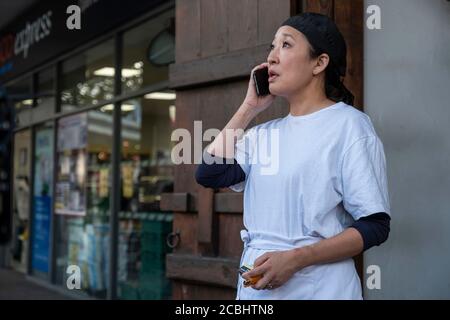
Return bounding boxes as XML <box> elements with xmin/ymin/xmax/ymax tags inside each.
<box><xmin>267</xmin><ymin>49</ymin><xmax>279</xmax><ymax>65</ymax></box>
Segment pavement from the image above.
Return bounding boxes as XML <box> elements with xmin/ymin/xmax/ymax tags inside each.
<box><xmin>0</xmin><ymin>268</ymin><xmax>71</xmax><ymax>300</ymax></box>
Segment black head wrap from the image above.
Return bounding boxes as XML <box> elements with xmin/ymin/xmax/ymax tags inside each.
<box><xmin>281</xmin><ymin>13</ymin><xmax>355</xmax><ymax>106</ymax></box>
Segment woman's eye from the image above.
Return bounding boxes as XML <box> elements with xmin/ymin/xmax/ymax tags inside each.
<box><xmin>269</xmin><ymin>42</ymin><xmax>290</xmax><ymax>51</ymax></box>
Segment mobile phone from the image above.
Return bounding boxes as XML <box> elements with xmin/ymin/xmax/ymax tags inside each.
<box><xmin>253</xmin><ymin>67</ymin><xmax>270</xmax><ymax>96</ymax></box>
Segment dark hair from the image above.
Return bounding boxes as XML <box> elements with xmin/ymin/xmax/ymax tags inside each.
<box><xmin>308</xmin><ymin>46</ymin><xmax>354</xmax><ymax>106</ymax></box>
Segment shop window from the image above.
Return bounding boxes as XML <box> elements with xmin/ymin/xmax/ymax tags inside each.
<box><xmin>31</xmin><ymin>122</ymin><xmax>54</xmax><ymax>278</ymax></box>
<box><xmin>54</xmin><ymin>108</ymin><xmax>112</xmax><ymax>298</ymax></box>
<box><xmin>116</xmin><ymin>92</ymin><xmax>175</xmax><ymax>300</ymax></box>
<box><xmin>60</xmin><ymin>39</ymin><xmax>115</xmax><ymax>112</ymax></box>
<box><xmin>6</xmin><ymin>77</ymin><xmax>33</xmax><ymax>111</ymax></box>
<box><xmin>122</xmin><ymin>9</ymin><xmax>174</xmax><ymax>94</ymax></box>
<box><xmin>36</xmin><ymin>67</ymin><xmax>55</xmax><ymax>109</ymax></box>
<box><xmin>5</xmin><ymin>77</ymin><xmax>33</xmax><ymax>126</ymax></box>
<box><xmin>11</xmin><ymin>129</ymin><xmax>32</xmax><ymax>273</ymax></box>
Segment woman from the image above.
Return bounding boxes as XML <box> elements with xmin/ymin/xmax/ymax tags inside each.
<box><xmin>196</xmin><ymin>13</ymin><xmax>390</xmax><ymax>300</ymax></box>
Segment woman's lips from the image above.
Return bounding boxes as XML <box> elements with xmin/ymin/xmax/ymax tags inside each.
<box><xmin>268</xmin><ymin>70</ymin><xmax>279</xmax><ymax>82</ymax></box>
<box><xmin>268</xmin><ymin>74</ymin><xmax>278</xmax><ymax>82</ymax></box>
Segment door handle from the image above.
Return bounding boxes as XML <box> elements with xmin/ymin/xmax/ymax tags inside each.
<box><xmin>166</xmin><ymin>229</ymin><xmax>181</xmax><ymax>249</ymax></box>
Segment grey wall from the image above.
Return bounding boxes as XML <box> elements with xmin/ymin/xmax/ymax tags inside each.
<box><xmin>364</xmin><ymin>0</ymin><xmax>450</xmax><ymax>299</ymax></box>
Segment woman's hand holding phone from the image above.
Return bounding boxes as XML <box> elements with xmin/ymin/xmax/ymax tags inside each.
<box><xmin>242</xmin><ymin>63</ymin><xmax>275</xmax><ymax>116</ymax></box>
<box><xmin>207</xmin><ymin>63</ymin><xmax>274</xmax><ymax>158</ymax></box>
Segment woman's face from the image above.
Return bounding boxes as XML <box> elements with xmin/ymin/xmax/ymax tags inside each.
<box><xmin>267</xmin><ymin>26</ymin><xmax>318</xmax><ymax>97</ymax></box>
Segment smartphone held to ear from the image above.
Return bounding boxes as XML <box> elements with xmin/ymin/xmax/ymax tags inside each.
<box><xmin>253</xmin><ymin>67</ymin><xmax>271</xmax><ymax>96</ymax></box>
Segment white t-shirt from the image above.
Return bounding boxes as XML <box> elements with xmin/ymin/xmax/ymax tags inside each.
<box><xmin>232</xmin><ymin>101</ymin><xmax>390</xmax><ymax>299</ymax></box>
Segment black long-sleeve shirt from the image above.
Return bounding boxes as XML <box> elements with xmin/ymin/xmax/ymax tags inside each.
<box><xmin>195</xmin><ymin>153</ymin><xmax>390</xmax><ymax>251</ymax></box>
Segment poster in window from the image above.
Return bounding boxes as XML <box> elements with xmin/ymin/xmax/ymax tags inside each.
<box><xmin>55</xmin><ymin>113</ymin><xmax>87</xmax><ymax>216</ymax></box>
<box><xmin>32</xmin><ymin>127</ymin><xmax>53</xmax><ymax>273</ymax></box>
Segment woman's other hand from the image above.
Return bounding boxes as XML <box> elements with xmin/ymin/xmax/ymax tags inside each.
<box><xmin>242</xmin><ymin>249</ymin><xmax>300</xmax><ymax>290</ymax></box>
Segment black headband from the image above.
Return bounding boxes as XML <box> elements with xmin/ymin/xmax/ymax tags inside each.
<box><xmin>281</xmin><ymin>13</ymin><xmax>347</xmax><ymax>77</ymax></box>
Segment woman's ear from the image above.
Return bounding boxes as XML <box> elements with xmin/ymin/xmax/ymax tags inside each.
<box><xmin>313</xmin><ymin>53</ymin><xmax>330</xmax><ymax>76</ymax></box>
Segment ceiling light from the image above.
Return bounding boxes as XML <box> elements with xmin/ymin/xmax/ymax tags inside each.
<box><xmin>134</xmin><ymin>61</ymin><xmax>144</xmax><ymax>69</ymax></box>
<box><xmin>144</xmin><ymin>92</ymin><xmax>176</xmax><ymax>100</ymax></box>
<box><xmin>121</xmin><ymin>104</ymin><xmax>136</xmax><ymax>112</ymax></box>
<box><xmin>100</xmin><ymin>104</ymin><xmax>135</xmax><ymax>112</ymax></box>
<box><xmin>94</xmin><ymin>67</ymin><xmax>142</xmax><ymax>78</ymax></box>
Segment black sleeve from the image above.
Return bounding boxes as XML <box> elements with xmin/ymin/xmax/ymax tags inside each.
<box><xmin>351</xmin><ymin>212</ymin><xmax>391</xmax><ymax>251</ymax></box>
<box><xmin>195</xmin><ymin>152</ymin><xmax>246</xmax><ymax>189</ymax></box>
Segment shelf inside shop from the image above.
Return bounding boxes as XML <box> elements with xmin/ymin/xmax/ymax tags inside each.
<box><xmin>119</xmin><ymin>211</ymin><xmax>173</xmax><ymax>221</ymax></box>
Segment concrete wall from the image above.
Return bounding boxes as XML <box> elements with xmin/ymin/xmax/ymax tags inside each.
<box><xmin>364</xmin><ymin>0</ymin><xmax>450</xmax><ymax>299</ymax></box>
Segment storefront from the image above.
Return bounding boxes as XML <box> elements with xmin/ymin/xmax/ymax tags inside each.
<box><xmin>0</xmin><ymin>0</ymin><xmax>176</xmax><ymax>299</ymax></box>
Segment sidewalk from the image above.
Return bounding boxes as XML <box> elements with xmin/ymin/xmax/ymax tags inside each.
<box><xmin>0</xmin><ymin>268</ymin><xmax>71</xmax><ymax>300</ymax></box>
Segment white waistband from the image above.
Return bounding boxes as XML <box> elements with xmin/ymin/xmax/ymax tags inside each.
<box><xmin>240</xmin><ymin>229</ymin><xmax>321</xmax><ymax>251</ymax></box>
